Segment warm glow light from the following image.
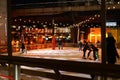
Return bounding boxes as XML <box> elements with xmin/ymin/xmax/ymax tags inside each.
<box><xmin>16</xmin><ymin>48</ymin><xmax>19</xmax><ymax>51</ymax></box>
<box><xmin>88</xmin><ymin>28</ymin><xmax>101</xmax><ymax>43</ymax></box>
<box><xmin>29</xmin><ymin>20</ymin><xmax>31</xmax><ymax>22</ymax></box>
<box><xmin>113</xmin><ymin>6</ymin><xmax>115</xmax><ymax>9</ymax></box>
<box><xmin>118</xmin><ymin>2</ymin><xmax>120</xmax><ymax>4</ymax></box>
<box><xmin>24</xmin><ymin>20</ymin><xmax>26</xmax><ymax>23</ymax></box>
<box><xmin>108</xmin><ymin>7</ymin><xmax>110</xmax><ymax>9</ymax></box>
<box><xmin>37</xmin><ymin>21</ymin><xmax>40</xmax><ymax>23</ymax></box>
<box><xmin>19</xmin><ymin>19</ymin><xmax>22</xmax><ymax>21</ymax></box>
<box><xmin>89</xmin><ymin>34</ymin><xmax>101</xmax><ymax>43</ymax></box>
<box><xmin>30</xmin><ymin>41</ymin><xmax>33</xmax><ymax>44</ymax></box>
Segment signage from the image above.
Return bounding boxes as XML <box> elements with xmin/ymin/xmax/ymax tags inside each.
<box><xmin>106</xmin><ymin>22</ymin><xmax>117</xmax><ymax>26</ymax></box>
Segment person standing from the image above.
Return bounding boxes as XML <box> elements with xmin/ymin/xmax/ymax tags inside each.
<box><xmin>20</xmin><ymin>43</ymin><xmax>25</xmax><ymax>53</ymax></box>
<box><xmin>58</xmin><ymin>38</ymin><xmax>63</xmax><ymax>50</ymax></box>
<box><xmin>52</xmin><ymin>35</ymin><xmax>56</xmax><ymax>50</ymax></box>
<box><xmin>106</xmin><ymin>32</ymin><xmax>119</xmax><ymax>64</ymax></box>
<box><xmin>78</xmin><ymin>40</ymin><xmax>83</xmax><ymax>51</ymax></box>
<box><xmin>96</xmin><ymin>40</ymin><xmax>101</xmax><ymax>48</ymax></box>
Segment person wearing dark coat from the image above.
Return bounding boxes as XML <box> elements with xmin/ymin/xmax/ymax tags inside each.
<box><xmin>106</xmin><ymin>32</ymin><xmax>119</xmax><ymax>64</ymax></box>
<box><xmin>20</xmin><ymin>43</ymin><xmax>25</xmax><ymax>53</ymax></box>
<box><xmin>82</xmin><ymin>41</ymin><xmax>92</xmax><ymax>59</ymax></box>
<box><xmin>78</xmin><ymin>41</ymin><xmax>83</xmax><ymax>51</ymax></box>
<box><xmin>58</xmin><ymin>38</ymin><xmax>63</xmax><ymax>50</ymax></box>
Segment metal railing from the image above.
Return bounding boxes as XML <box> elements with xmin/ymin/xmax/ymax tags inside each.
<box><xmin>0</xmin><ymin>55</ymin><xmax>120</xmax><ymax>80</ymax></box>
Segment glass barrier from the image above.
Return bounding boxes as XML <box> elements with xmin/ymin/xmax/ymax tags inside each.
<box><xmin>9</xmin><ymin>0</ymin><xmax>120</xmax><ymax>65</ymax></box>
<box><xmin>0</xmin><ymin>0</ymin><xmax>117</xmax><ymax>65</ymax></box>
<box><xmin>0</xmin><ymin>0</ymin><xmax>8</xmax><ymax>54</ymax></box>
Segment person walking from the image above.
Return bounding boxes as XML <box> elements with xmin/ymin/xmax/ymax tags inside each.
<box><xmin>106</xmin><ymin>32</ymin><xmax>119</xmax><ymax>64</ymax></box>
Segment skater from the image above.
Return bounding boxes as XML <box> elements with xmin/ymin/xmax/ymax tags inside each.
<box><xmin>82</xmin><ymin>40</ymin><xmax>92</xmax><ymax>59</ymax></box>
<box><xmin>90</xmin><ymin>43</ymin><xmax>99</xmax><ymax>61</ymax></box>
<box><xmin>78</xmin><ymin>40</ymin><xmax>83</xmax><ymax>51</ymax></box>
<box><xmin>58</xmin><ymin>38</ymin><xmax>63</xmax><ymax>50</ymax></box>
<box><xmin>20</xmin><ymin>43</ymin><xmax>25</xmax><ymax>53</ymax></box>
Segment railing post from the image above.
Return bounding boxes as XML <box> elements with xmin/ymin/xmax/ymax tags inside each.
<box><xmin>101</xmin><ymin>0</ymin><xmax>107</xmax><ymax>80</ymax></box>
<box><xmin>92</xmin><ymin>76</ymin><xmax>99</xmax><ymax>80</ymax></box>
<box><xmin>101</xmin><ymin>0</ymin><xmax>107</xmax><ymax>64</ymax></box>
<box><xmin>85</xmin><ymin>0</ymin><xmax>90</xmax><ymax>6</ymax></box>
<box><xmin>14</xmin><ymin>65</ymin><xmax>21</xmax><ymax>80</ymax></box>
<box><xmin>54</xmin><ymin>69</ymin><xmax>62</xmax><ymax>80</ymax></box>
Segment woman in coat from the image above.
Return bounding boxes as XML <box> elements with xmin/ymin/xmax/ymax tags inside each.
<box><xmin>106</xmin><ymin>32</ymin><xmax>119</xmax><ymax>64</ymax></box>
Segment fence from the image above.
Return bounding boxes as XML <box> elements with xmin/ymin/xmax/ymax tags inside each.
<box><xmin>0</xmin><ymin>55</ymin><xmax>120</xmax><ymax>80</ymax></box>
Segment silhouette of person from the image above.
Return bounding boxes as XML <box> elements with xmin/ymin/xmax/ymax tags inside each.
<box><xmin>82</xmin><ymin>40</ymin><xmax>92</xmax><ymax>59</ymax></box>
<box><xmin>106</xmin><ymin>32</ymin><xmax>119</xmax><ymax>64</ymax></box>
<box><xmin>20</xmin><ymin>43</ymin><xmax>25</xmax><ymax>53</ymax></box>
<box><xmin>52</xmin><ymin>35</ymin><xmax>56</xmax><ymax>50</ymax></box>
<box><xmin>96</xmin><ymin>41</ymin><xmax>101</xmax><ymax>48</ymax></box>
<box><xmin>58</xmin><ymin>38</ymin><xmax>63</xmax><ymax>50</ymax></box>
<box><xmin>78</xmin><ymin>40</ymin><xmax>83</xmax><ymax>51</ymax></box>
<box><xmin>90</xmin><ymin>43</ymin><xmax>99</xmax><ymax>61</ymax></box>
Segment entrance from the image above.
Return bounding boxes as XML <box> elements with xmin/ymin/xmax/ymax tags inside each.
<box><xmin>89</xmin><ymin>28</ymin><xmax>101</xmax><ymax>44</ymax></box>
<box><xmin>90</xmin><ymin>34</ymin><xmax>101</xmax><ymax>44</ymax></box>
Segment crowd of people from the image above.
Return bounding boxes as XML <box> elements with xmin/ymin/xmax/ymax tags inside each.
<box><xmin>78</xmin><ymin>32</ymin><xmax>120</xmax><ymax>63</ymax></box>
<box><xmin>19</xmin><ymin>32</ymin><xmax>120</xmax><ymax>63</ymax></box>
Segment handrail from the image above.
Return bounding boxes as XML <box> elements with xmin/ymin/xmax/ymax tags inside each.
<box><xmin>0</xmin><ymin>55</ymin><xmax>120</xmax><ymax>79</ymax></box>
<box><xmin>21</xmin><ymin>69</ymin><xmax>91</xmax><ymax>80</ymax></box>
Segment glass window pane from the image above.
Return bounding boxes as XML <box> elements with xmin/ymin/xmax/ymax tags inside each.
<box><xmin>0</xmin><ymin>0</ymin><xmax>8</xmax><ymax>54</ymax></box>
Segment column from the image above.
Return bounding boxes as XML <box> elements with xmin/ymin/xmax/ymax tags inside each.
<box><xmin>85</xmin><ymin>0</ymin><xmax>90</xmax><ymax>6</ymax></box>
<box><xmin>77</xmin><ymin>26</ymin><xmax>80</xmax><ymax>42</ymax></box>
<box><xmin>14</xmin><ymin>65</ymin><xmax>21</xmax><ymax>80</ymax></box>
<box><xmin>80</xmin><ymin>31</ymin><xmax>85</xmax><ymax>42</ymax></box>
